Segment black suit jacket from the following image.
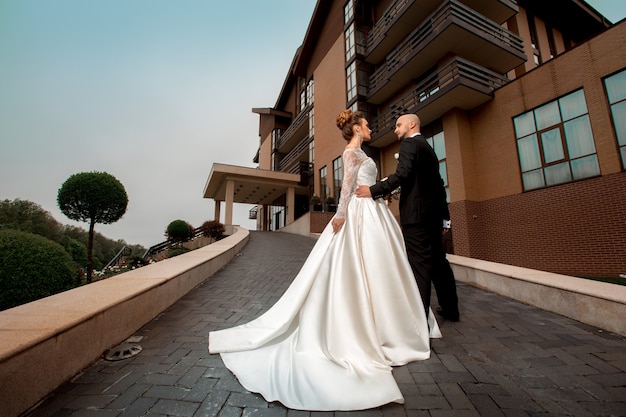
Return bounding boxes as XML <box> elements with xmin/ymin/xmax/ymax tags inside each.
<box><xmin>370</xmin><ymin>134</ymin><xmax>449</xmax><ymax>227</ymax></box>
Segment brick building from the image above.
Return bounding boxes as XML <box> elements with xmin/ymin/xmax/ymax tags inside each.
<box><xmin>204</xmin><ymin>0</ymin><xmax>626</xmax><ymax>278</ymax></box>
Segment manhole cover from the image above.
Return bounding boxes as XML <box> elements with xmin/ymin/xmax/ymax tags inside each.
<box><xmin>104</xmin><ymin>343</ymin><xmax>142</xmax><ymax>361</ymax></box>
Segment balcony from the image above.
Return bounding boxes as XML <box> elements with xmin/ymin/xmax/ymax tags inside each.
<box><xmin>275</xmin><ymin>105</ymin><xmax>312</xmax><ymax>156</ymax></box>
<box><xmin>369</xmin><ymin>56</ymin><xmax>509</xmax><ymax>147</ymax></box>
<box><xmin>278</xmin><ymin>135</ymin><xmax>312</xmax><ymax>173</ymax></box>
<box><xmin>365</xmin><ymin>0</ymin><xmax>519</xmax><ymax>64</ymax></box>
<box><xmin>366</xmin><ymin>0</ymin><xmax>526</xmax><ymax>104</ymax></box>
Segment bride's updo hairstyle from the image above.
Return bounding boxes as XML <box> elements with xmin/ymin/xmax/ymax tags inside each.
<box><xmin>336</xmin><ymin>109</ymin><xmax>365</xmax><ymax>141</ymax></box>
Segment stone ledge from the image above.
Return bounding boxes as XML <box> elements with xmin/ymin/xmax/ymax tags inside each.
<box><xmin>449</xmin><ymin>254</ymin><xmax>626</xmax><ymax>337</ymax></box>
<box><xmin>0</xmin><ymin>227</ymin><xmax>250</xmax><ymax>417</ymax></box>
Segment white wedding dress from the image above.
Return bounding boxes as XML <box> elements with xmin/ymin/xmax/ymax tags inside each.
<box><xmin>208</xmin><ymin>148</ymin><xmax>441</xmax><ymax>411</ymax></box>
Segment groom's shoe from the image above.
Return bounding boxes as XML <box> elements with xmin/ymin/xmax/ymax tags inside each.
<box><xmin>436</xmin><ymin>308</ymin><xmax>459</xmax><ymax>322</ymax></box>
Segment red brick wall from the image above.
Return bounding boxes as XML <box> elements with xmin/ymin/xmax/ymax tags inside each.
<box><xmin>451</xmin><ymin>172</ymin><xmax>626</xmax><ymax>278</ymax></box>
<box><xmin>309</xmin><ymin>212</ymin><xmax>335</xmax><ymax>234</ymax></box>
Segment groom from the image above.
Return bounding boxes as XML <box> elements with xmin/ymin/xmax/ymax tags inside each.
<box><xmin>355</xmin><ymin>113</ymin><xmax>459</xmax><ymax>321</ymax></box>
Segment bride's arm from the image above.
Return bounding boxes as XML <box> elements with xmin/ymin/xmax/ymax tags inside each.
<box><xmin>332</xmin><ymin>149</ymin><xmax>361</xmax><ymax>233</ymax></box>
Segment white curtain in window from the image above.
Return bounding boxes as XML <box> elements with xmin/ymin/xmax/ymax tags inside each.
<box><xmin>517</xmin><ymin>134</ymin><xmax>541</xmax><ymax>172</ymax></box>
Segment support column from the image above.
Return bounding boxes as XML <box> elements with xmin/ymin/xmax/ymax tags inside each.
<box><xmin>225</xmin><ymin>179</ymin><xmax>235</xmax><ymax>225</ymax></box>
<box><xmin>214</xmin><ymin>200</ymin><xmax>221</xmax><ymax>223</ymax></box>
<box><xmin>286</xmin><ymin>186</ymin><xmax>295</xmax><ymax>225</ymax></box>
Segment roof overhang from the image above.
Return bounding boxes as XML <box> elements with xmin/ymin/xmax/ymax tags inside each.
<box><xmin>203</xmin><ymin>163</ymin><xmax>303</xmax><ymax>205</ymax></box>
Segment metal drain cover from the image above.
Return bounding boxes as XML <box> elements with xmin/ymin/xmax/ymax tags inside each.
<box><xmin>104</xmin><ymin>343</ymin><xmax>142</xmax><ymax>361</ymax></box>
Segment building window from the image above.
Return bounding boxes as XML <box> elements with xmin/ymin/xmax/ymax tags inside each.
<box><xmin>309</xmin><ymin>141</ymin><xmax>314</xmax><ymax>164</ymax></box>
<box><xmin>333</xmin><ymin>157</ymin><xmax>343</xmax><ymax>202</ymax></box>
<box><xmin>319</xmin><ymin>166</ymin><xmax>328</xmax><ymax>202</ymax></box>
<box><xmin>345</xmin><ymin>24</ymin><xmax>355</xmax><ymax>62</ymax></box>
<box><xmin>346</xmin><ymin>61</ymin><xmax>357</xmax><ymax>102</ymax></box>
<box><xmin>344</xmin><ymin>0</ymin><xmax>353</xmax><ymax>25</ymax></box>
<box><xmin>271</xmin><ymin>129</ymin><xmax>282</xmax><ymax>171</ymax></box>
<box><xmin>514</xmin><ymin>89</ymin><xmax>600</xmax><ymax>191</ymax></box>
<box><xmin>425</xmin><ymin>132</ymin><xmax>449</xmax><ymax>203</ymax></box>
<box><xmin>307</xmin><ymin>79</ymin><xmax>314</xmax><ymax>105</ymax></box>
<box><xmin>308</xmin><ymin>108</ymin><xmax>315</xmax><ymax>139</ymax></box>
<box><xmin>546</xmin><ymin>24</ymin><xmax>557</xmax><ymax>59</ymax></box>
<box><xmin>527</xmin><ymin>13</ymin><xmax>542</xmax><ymax>66</ymax></box>
<box><xmin>422</xmin><ymin>121</ymin><xmax>449</xmax><ymax>202</ymax></box>
<box><xmin>300</xmin><ymin>78</ymin><xmax>314</xmax><ymax>112</ymax></box>
<box><xmin>604</xmin><ymin>69</ymin><xmax>626</xmax><ymax>169</ymax></box>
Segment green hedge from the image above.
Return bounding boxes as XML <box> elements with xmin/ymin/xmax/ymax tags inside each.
<box><xmin>0</xmin><ymin>230</ymin><xmax>79</xmax><ymax>311</ymax></box>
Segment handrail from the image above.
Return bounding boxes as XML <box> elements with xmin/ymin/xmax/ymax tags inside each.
<box><xmin>365</xmin><ymin>0</ymin><xmax>412</xmax><ymax>52</ymax></box>
<box><xmin>103</xmin><ymin>246</ymin><xmax>131</xmax><ymax>270</ymax></box>
<box><xmin>142</xmin><ymin>226</ymin><xmax>205</xmax><ymax>260</ymax></box>
<box><xmin>278</xmin><ymin>135</ymin><xmax>313</xmax><ymax>172</ymax></box>
<box><xmin>276</xmin><ymin>104</ymin><xmax>312</xmax><ymax>150</ymax></box>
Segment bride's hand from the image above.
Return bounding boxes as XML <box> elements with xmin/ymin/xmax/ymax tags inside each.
<box><xmin>332</xmin><ymin>218</ymin><xmax>345</xmax><ymax>233</ymax></box>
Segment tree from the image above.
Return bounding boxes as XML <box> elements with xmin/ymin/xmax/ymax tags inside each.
<box><xmin>57</xmin><ymin>171</ymin><xmax>128</xmax><ymax>283</ymax></box>
<box><xmin>0</xmin><ymin>198</ymin><xmax>63</xmax><ymax>242</ymax></box>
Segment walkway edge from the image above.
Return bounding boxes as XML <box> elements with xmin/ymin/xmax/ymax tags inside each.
<box><xmin>0</xmin><ymin>227</ymin><xmax>250</xmax><ymax>417</ymax></box>
<box><xmin>449</xmin><ymin>254</ymin><xmax>626</xmax><ymax>337</ymax></box>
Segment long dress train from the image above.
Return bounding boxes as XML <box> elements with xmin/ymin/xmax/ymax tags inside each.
<box><xmin>208</xmin><ymin>148</ymin><xmax>441</xmax><ymax>411</ymax></box>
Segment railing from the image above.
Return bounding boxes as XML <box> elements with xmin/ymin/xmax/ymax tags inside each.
<box><xmin>142</xmin><ymin>226</ymin><xmax>204</xmax><ymax>260</ymax></box>
<box><xmin>365</xmin><ymin>0</ymin><xmax>413</xmax><ymax>52</ymax></box>
<box><xmin>276</xmin><ymin>104</ymin><xmax>312</xmax><ymax>150</ymax></box>
<box><xmin>369</xmin><ymin>57</ymin><xmax>509</xmax><ymax>139</ymax></box>
<box><xmin>103</xmin><ymin>245</ymin><xmax>131</xmax><ymax>269</ymax></box>
<box><xmin>367</xmin><ymin>0</ymin><xmax>524</xmax><ymax>95</ymax></box>
<box><xmin>278</xmin><ymin>135</ymin><xmax>313</xmax><ymax>172</ymax></box>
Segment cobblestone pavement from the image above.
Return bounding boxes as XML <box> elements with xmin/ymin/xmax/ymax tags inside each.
<box><xmin>27</xmin><ymin>231</ymin><xmax>626</xmax><ymax>417</ymax></box>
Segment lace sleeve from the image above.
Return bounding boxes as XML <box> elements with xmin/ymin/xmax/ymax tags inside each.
<box><xmin>335</xmin><ymin>148</ymin><xmax>363</xmax><ymax>220</ymax></box>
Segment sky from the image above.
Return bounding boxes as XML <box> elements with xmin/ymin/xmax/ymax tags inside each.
<box><xmin>1</xmin><ymin>1</ymin><xmax>625</xmax><ymax>249</ymax></box>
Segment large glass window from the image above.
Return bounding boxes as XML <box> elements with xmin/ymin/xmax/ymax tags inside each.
<box><xmin>308</xmin><ymin>108</ymin><xmax>315</xmax><ymax>139</ymax></box>
<box><xmin>424</xmin><ymin>128</ymin><xmax>449</xmax><ymax>202</ymax></box>
<box><xmin>344</xmin><ymin>0</ymin><xmax>353</xmax><ymax>25</ymax></box>
<box><xmin>346</xmin><ymin>62</ymin><xmax>357</xmax><ymax>102</ymax></box>
<box><xmin>513</xmin><ymin>89</ymin><xmax>600</xmax><ymax>191</ymax></box>
<box><xmin>271</xmin><ymin>129</ymin><xmax>282</xmax><ymax>171</ymax></box>
<box><xmin>345</xmin><ymin>24</ymin><xmax>355</xmax><ymax>62</ymax></box>
<box><xmin>604</xmin><ymin>68</ymin><xmax>626</xmax><ymax>169</ymax></box>
<box><xmin>333</xmin><ymin>157</ymin><xmax>343</xmax><ymax>202</ymax></box>
<box><xmin>319</xmin><ymin>166</ymin><xmax>328</xmax><ymax>202</ymax></box>
<box><xmin>307</xmin><ymin>79</ymin><xmax>314</xmax><ymax>106</ymax></box>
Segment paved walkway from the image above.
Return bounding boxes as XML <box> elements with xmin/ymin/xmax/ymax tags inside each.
<box><xmin>27</xmin><ymin>231</ymin><xmax>626</xmax><ymax>417</ymax></box>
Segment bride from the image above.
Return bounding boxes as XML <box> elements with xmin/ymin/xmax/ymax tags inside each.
<box><xmin>208</xmin><ymin>109</ymin><xmax>441</xmax><ymax>411</ymax></box>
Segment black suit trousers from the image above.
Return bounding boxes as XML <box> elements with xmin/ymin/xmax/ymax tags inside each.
<box><xmin>402</xmin><ymin>223</ymin><xmax>458</xmax><ymax>317</ymax></box>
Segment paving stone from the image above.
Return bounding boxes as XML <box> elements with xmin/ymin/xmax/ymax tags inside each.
<box><xmin>23</xmin><ymin>231</ymin><xmax>626</xmax><ymax>417</ymax></box>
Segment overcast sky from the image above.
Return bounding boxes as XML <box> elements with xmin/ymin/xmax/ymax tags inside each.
<box><xmin>1</xmin><ymin>1</ymin><xmax>625</xmax><ymax>248</ymax></box>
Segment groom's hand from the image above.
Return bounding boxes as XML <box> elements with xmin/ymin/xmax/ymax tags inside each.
<box><xmin>355</xmin><ymin>185</ymin><xmax>372</xmax><ymax>198</ymax></box>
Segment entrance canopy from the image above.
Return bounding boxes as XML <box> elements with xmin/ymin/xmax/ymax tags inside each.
<box><xmin>203</xmin><ymin>163</ymin><xmax>303</xmax><ymax>226</ymax></box>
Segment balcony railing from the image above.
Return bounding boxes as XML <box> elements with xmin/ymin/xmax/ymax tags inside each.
<box><xmin>276</xmin><ymin>104</ymin><xmax>312</xmax><ymax>152</ymax></box>
<box><xmin>278</xmin><ymin>135</ymin><xmax>313</xmax><ymax>172</ymax></box>
<box><xmin>367</xmin><ymin>0</ymin><xmax>525</xmax><ymax>103</ymax></box>
<box><xmin>365</xmin><ymin>0</ymin><xmax>519</xmax><ymax>62</ymax></box>
<box><xmin>370</xmin><ymin>57</ymin><xmax>509</xmax><ymax>146</ymax></box>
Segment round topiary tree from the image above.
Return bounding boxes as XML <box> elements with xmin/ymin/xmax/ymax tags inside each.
<box><xmin>0</xmin><ymin>230</ymin><xmax>79</xmax><ymax>311</ymax></box>
<box><xmin>166</xmin><ymin>219</ymin><xmax>193</xmax><ymax>244</ymax></box>
<box><xmin>57</xmin><ymin>171</ymin><xmax>128</xmax><ymax>283</ymax></box>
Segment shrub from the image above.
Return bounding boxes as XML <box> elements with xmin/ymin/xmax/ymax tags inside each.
<box><xmin>0</xmin><ymin>230</ymin><xmax>79</xmax><ymax>311</ymax></box>
<box><xmin>200</xmin><ymin>220</ymin><xmax>225</xmax><ymax>241</ymax></box>
<box><xmin>166</xmin><ymin>219</ymin><xmax>193</xmax><ymax>243</ymax></box>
